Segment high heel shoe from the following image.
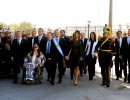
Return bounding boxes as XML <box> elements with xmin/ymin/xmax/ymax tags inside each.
<box><xmin>74</xmin><ymin>83</ymin><xmax>77</xmax><ymax>86</ymax></box>
<box><xmin>74</xmin><ymin>81</ymin><xmax>77</xmax><ymax>86</ymax></box>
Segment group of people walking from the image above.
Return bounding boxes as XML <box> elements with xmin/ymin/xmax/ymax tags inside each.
<box><xmin>0</xmin><ymin>26</ymin><xmax>130</xmax><ymax>88</ymax></box>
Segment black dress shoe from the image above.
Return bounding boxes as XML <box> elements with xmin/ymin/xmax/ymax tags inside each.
<box><xmin>51</xmin><ymin>82</ymin><xmax>54</xmax><ymax>85</ymax></box>
<box><xmin>84</xmin><ymin>70</ymin><xmax>87</xmax><ymax>75</ymax></box>
<box><xmin>74</xmin><ymin>83</ymin><xmax>77</xmax><ymax>86</ymax></box>
<box><xmin>101</xmin><ymin>83</ymin><xmax>106</xmax><ymax>86</ymax></box>
<box><xmin>116</xmin><ymin>77</ymin><xmax>119</xmax><ymax>80</ymax></box>
<box><xmin>50</xmin><ymin>81</ymin><xmax>54</xmax><ymax>85</ymax></box>
<box><xmin>89</xmin><ymin>77</ymin><xmax>93</xmax><ymax>81</ymax></box>
<box><xmin>57</xmin><ymin>81</ymin><xmax>62</xmax><ymax>84</ymax></box>
<box><xmin>124</xmin><ymin>78</ymin><xmax>127</xmax><ymax>82</ymax></box>
<box><xmin>120</xmin><ymin>74</ymin><xmax>122</xmax><ymax>78</ymax></box>
<box><xmin>21</xmin><ymin>81</ymin><xmax>26</xmax><ymax>84</ymax></box>
<box><xmin>13</xmin><ymin>81</ymin><xmax>17</xmax><ymax>84</ymax></box>
<box><xmin>106</xmin><ymin>84</ymin><xmax>110</xmax><ymax>88</ymax></box>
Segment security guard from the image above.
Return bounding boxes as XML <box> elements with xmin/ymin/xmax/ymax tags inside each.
<box><xmin>98</xmin><ymin>26</ymin><xmax>114</xmax><ymax>87</ymax></box>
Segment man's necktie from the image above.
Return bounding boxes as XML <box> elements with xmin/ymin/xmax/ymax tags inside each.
<box><xmin>46</xmin><ymin>40</ymin><xmax>51</xmax><ymax>54</ymax></box>
<box><xmin>17</xmin><ymin>39</ymin><xmax>21</xmax><ymax>45</ymax></box>
<box><xmin>38</xmin><ymin>36</ymin><xmax>41</xmax><ymax>44</ymax></box>
<box><xmin>56</xmin><ymin>38</ymin><xmax>59</xmax><ymax>43</ymax></box>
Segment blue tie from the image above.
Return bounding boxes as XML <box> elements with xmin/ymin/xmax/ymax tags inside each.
<box><xmin>56</xmin><ymin>38</ymin><xmax>59</xmax><ymax>43</ymax></box>
<box><xmin>38</xmin><ymin>36</ymin><xmax>41</xmax><ymax>44</ymax></box>
<box><xmin>17</xmin><ymin>39</ymin><xmax>20</xmax><ymax>45</ymax></box>
<box><xmin>46</xmin><ymin>40</ymin><xmax>51</xmax><ymax>54</ymax></box>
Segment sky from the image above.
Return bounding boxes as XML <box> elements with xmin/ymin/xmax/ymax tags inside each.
<box><xmin>0</xmin><ymin>0</ymin><xmax>130</xmax><ymax>28</ymax></box>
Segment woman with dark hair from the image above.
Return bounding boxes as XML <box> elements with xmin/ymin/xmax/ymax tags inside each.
<box><xmin>23</xmin><ymin>43</ymin><xmax>46</xmax><ymax>84</ymax></box>
<box><xmin>66</xmin><ymin>30</ymin><xmax>83</xmax><ymax>85</ymax></box>
<box><xmin>85</xmin><ymin>32</ymin><xmax>98</xmax><ymax>80</ymax></box>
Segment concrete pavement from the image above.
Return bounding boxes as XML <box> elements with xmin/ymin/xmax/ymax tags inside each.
<box><xmin>0</xmin><ymin>65</ymin><xmax>130</xmax><ymax>100</ymax></box>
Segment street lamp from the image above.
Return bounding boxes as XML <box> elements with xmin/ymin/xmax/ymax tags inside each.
<box><xmin>87</xmin><ymin>21</ymin><xmax>91</xmax><ymax>38</ymax></box>
<box><xmin>118</xmin><ymin>24</ymin><xmax>122</xmax><ymax>31</ymax></box>
<box><xmin>33</xmin><ymin>25</ymin><xmax>36</xmax><ymax>30</ymax></box>
<box><xmin>126</xmin><ymin>23</ymin><xmax>129</xmax><ymax>30</ymax></box>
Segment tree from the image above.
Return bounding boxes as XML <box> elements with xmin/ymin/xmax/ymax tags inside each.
<box><xmin>0</xmin><ymin>22</ymin><xmax>8</xmax><ymax>30</ymax></box>
<box><xmin>10</xmin><ymin>24</ymin><xmax>19</xmax><ymax>31</ymax></box>
<box><xmin>0</xmin><ymin>24</ymin><xmax>3</xmax><ymax>30</ymax></box>
<box><xmin>10</xmin><ymin>21</ymin><xmax>33</xmax><ymax>33</ymax></box>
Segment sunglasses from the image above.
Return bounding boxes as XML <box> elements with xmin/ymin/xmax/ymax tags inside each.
<box><xmin>34</xmin><ymin>46</ymin><xmax>38</xmax><ymax>48</ymax></box>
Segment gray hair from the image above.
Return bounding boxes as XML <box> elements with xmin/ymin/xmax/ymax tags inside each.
<box><xmin>54</xmin><ymin>29</ymin><xmax>60</xmax><ymax>34</ymax></box>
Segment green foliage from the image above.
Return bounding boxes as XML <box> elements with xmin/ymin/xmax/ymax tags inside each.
<box><xmin>0</xmin><ymin>24</ymin><xmax>3</xmax><ymax>30</ymax></box>
<box><xmin>10</xmin><ymin>21</ymin><xmax>33</xmax><ymax>33</ymax></box>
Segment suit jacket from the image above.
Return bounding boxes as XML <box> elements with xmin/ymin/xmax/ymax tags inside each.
<box><xmin>114</xmin><ymin>38</ymin><xmax>123</xmax><ymax>56</ymax></box>
<box><xmin>0</xmin><ymin>43</ymin><xmax>4</xmax><ymax>61</ymax></box>
<box><xmin>1</xmin><ymin>48</ymin><xmax>13</xmax><ymax>62</ymax></box>
<box><xmin>27</xmin><ymin>37</ymin><xmax>35</xmax><ymax>52</ymax></box>
<box><xmin>12</xmin><ymin>39</ymin><xmax>28</xmax><ymax>61</ymax></box>
<box><xmin>34</xmin><ymin>36</ymin><xmax>47</xmax><ymax>53</ymax></box>
<box><xmin>50</xmin><ymin>38</ymin><xmax>67</xmax><ymax>60</ymax></box>
<box><xmin>1</xmin><ymin>36</ymin><xmax>10</xmax><ymax>44</ymax></box>
<box><xmin>81</xmin><ymin>38</ymin><xmax>88</xmax><ymax>52</ymax></box>
<box><xmin>120</xmin><ymin>37</ymin><xmax>130</xmax><ymax>58</ymax></box>
<box><xmin>61</xmin><ymin>36</ymin><xmax>70</xmax><ymax>54</ymax></box>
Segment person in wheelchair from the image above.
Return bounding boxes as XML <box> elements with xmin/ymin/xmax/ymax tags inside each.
<box><xmin>23</xmin><ymin>43</ymin><xmax>46</xmax><ymax>84</ymax></box>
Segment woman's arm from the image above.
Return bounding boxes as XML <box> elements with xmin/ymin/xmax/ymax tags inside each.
<box><xmin>39</xmin><ymin>53</ymin><xmax>46</xmax><ymax>67</ymax></box>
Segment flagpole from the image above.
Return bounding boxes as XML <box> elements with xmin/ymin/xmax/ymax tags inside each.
<box><xmin>109</xmin><ymin>0</ymin><xmax>113</xmax><ymax>34</ymax></box>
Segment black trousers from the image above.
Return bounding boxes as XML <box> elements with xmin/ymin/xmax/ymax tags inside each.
<box><xmin>99</xmin><ymin>52</ymin><xmax>112</xmax><ymax>84</ymax></box>
<box><xmin>45</xmin><ymin>58</ymin><xmax>51</xmax><ymax>80</ymax></box>
<box><xmin>101</xmin><ymin>67</ymin><xmax>111</xmax><ymax>84</ymax></box>
<box><xmin>1</xmin><ymin>61</ymin><xmax>13</xmax><ymax>76</ymax></box>
<box><xmin>123</xmin><ymin>56</ymin><xmax>130</xmax><ymax>81</ymax></box>
<box><xmin>79</xmin><ymin>57</ymin><xmax>86</xmax><ymax>75</ymax></box>
<box><xmin>86</xmin><ymin>55</ymin><xmax>96</xmax><ymax>79</ymax></box>
<box><xmin>13</xmin><ymin>59</ymin><xmax>24</xmax><ymax>82</ymax></box>
<box><xmin>128</xmin><ymin>57</ymin><xmax>130</xmax><ymax>81</ymax></box>
<box><xmin>51</xmin><ymin>56</ymin><xmax>63</xmax><ymax>83</ymax></box>
<box><xmin>115</xmin><ymin>56</ymin><xmax>123</xmax><ymax>78</ymax></box>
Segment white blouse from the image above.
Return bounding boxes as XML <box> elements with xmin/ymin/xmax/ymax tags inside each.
<box><xmin>32</xmin><ymin>53</ymin><xmax>37</xmax><ymax>64</ymax></box>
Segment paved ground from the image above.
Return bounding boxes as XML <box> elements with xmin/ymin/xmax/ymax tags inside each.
<box><xmin>0</xmin><ymin>64</ymin><xmax>130</xmax><ymax>100</ymax></box>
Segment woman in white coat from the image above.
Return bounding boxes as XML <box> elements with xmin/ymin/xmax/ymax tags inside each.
<box><xmin>85</xmin><ymin>32</ymin><xmax>98</xmax><ymax>80</ymax></box>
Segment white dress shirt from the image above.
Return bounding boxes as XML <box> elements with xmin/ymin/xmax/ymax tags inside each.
<box><xmin>32</xmin><ymin>53</ymin><xmax>36</xmax><ymax>64</ymax></box>
<box><xmin>38</xmin><ymin>36</ymin><xmax>42</xmax><ymax>43</ymax></box>
<box><xmin>118</xmin><ymin>38</ymin><xmax>122</xmax><ymax>48</ymax></box>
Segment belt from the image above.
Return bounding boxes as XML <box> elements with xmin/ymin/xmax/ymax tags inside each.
<box><xmin>100</xmin><ymin>50</ymin><xmax>111</xmax><ymax>52</ymax></box>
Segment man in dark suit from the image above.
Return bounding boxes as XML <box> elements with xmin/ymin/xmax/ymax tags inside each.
<box><xmin>1</xmin><ymin>42</ymin><xmax>13</xmax><ymax>77</ymax></box>
<box><xmin>0</xmin><ymin>32</ymin><xmax>5</xmax><ymax>44</ymax></box>
<box><xmin>60</xmin><ymin>30</ymin><xmax>70</xmax><ymax>75</ymax></box>
<box><xmin>12</xmin><ymin>31</ymin><xmax>28</xmax><ymax>83</ymax></box>
<box><xmin>27</xmin><ymin>30</ymin><xmax>37</xmax><ymax>52</ymax></box>
<box><xmin>121</xmin><ymin>29</ymin><xmax>130</xmax><ymax>83</ymax></box>
<box><xmin>0</xmin><ymin>42</ymin><xmax>4</xmax><ymax>76</ymax></box>
<box><xmin>114</xmin><ymin>31</ymin><xmax>123</xmax><ymax>80</ymax></box>
<box><xmin>2</xmin><ymin>31</ymin><xmax>10</xmax><ymax>44</ymax></box>
<box><xmin>44</xmin><ymin>32</ymin><xmax>52</xmax><ymax>81</ymax></box>
<box><xmin>80</xmin><ymin>32</ymin><xmax>88</xmax><ymax>76</ymax></box>
<box><xmin>50</xmin><ymin>29</ymin><xmax>67</xmax><ymax>85</ymax></box>
<box><xmin>34</xmin><ymin>28</ymin><xmax>46</xmax><ymax>53</ymax></box>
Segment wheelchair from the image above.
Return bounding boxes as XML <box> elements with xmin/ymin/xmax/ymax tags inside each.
<box><xmin>23</xmin><ymin>63</ymin><xmax>43</xmax><ymax>85</ymax></box>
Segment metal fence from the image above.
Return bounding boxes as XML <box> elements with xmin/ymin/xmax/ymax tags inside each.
<box><xmin>63</xmin><ymin>25</ymin><xmax>129</xmax><ymax>38</ymax></box>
